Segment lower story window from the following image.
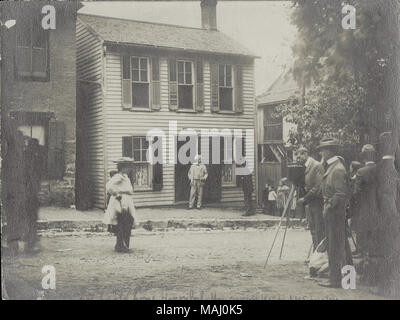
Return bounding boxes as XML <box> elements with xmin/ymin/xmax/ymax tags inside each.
<box><xmin>122</xmin><ymin>136</ymin><xmax>152</xmax><ymax>190</ymax></box>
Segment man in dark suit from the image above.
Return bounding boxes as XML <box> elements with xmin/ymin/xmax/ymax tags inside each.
<box><xmin>351</xmin><ymin>145</ymin><xmax>380</xmax><ymax>264</ymax></box>
<box><xmin>297</xmin><ymin>147</ymin><xmax>325</xmax><ymax>252</ymax></box>
<box><xmin>317</xmin><ymin>137</ymin><xmax>352</xmax><ymax>288</ymax></box>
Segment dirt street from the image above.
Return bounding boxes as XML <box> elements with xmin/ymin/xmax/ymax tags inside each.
<box><xmin>2</xmin><ymin>228</ymin><xmax>382</xmax><ymax>300</ymax></box>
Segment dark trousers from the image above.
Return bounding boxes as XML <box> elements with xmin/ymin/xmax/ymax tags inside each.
<box><xmin>244</xmin><ymin>192</ymin><xmax>254</xmax><ymax>214</ymax></box>
<box><xmin>307</xmin><ymin>200</ymin><xmax>325</xmax><ymax>251</ymax></box>
<box><xmin>115</xmin><ymin>211</ymin><xmax>134</xmax><ymax>251</ymax></box>
<box><xmin>324</xmin><ymin>204</ymin><xmax>347</xmax><ymax>287</ymax></box>
<box><xmin>25</xmin><ymin>196</ymin><xmax>40</xmax><ymax>249</ymax></box>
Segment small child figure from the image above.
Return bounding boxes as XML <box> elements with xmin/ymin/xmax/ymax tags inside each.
<box><xmin>268</xmin><ymin>186</ymin><xmax>278</xmax><ymax>216</ymax></box>
<box><xmin>263</xmin><ymin>183</ymin><xmax>271</xmax><ymax>214</ymax></box>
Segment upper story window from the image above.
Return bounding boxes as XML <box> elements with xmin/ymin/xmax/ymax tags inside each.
<box><xmin>264</xmin><ymin>106</ymin><xmax>283</xmax><ymax>141</ymax></box>
<box><xmin>210</xmin><ymin>63</ymin><xmax>243</xmax><ymax>114</ymax></box>
<box><xmin>15</xmin><ymin>14</ymin><xmax>49</xmax><ymax>81</ymax></box>
<box><xmin>177</xmin><ymin>60</ymin><xmax>194</xmax><ymax>109</ymax></box>
<box><xmin>219</xmin><ymin>64</ymin><xmax>233</xmax><ymax>111</ymax></box>
<box><xmin>122</xmin><ymin>56</ymin><xmax>161</xmax><ymax>111</ymax></box>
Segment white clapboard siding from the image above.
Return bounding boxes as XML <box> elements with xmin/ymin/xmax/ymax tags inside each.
<box><xmin>101</xmin><ymin>52</ymin><xmax>256</xmax><ymax>208</ymax></box>
<box><xmin>76</xmin><ymin>19</ymin><xmax>106</xmax><ymax>208</ymax></box>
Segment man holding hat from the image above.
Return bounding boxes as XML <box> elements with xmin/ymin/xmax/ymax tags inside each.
<box><xmin>351</xmin><ymin>144</ymin><xmax>380</xmax><ymax>268</ymax></box>
<box><xmin>188</xmin><ymin>155</ymin><xmax>208</xmax><ymax>209</ymax></box>
<box><xmin>317</xmin><ymin>137</ymin><xmax>351</xmax><ymax>288</ymax></box>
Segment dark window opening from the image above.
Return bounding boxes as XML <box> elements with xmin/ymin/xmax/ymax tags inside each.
<box><xmin>132</xmin><ymin>83</ymin><xmax>149</xmax><ymax>108</ymax></box>
<box><xmin>264</xmin><ymin>106</ymin><xmax>283</xmax><ymax>141</ymax></box>
<box><xmin>178</xmin><ymin>85</ymin><xmax>193</xmax><ymax>109</ymax></box>
<box><xmin>15</xmin><ymin>13</ymin><xmax>49</xmax><ymax>80</ymax></box>
<box><xmin>219</xmin><ymin>64</ymin><xmax>233</xmax><ymax>111</ymax></box>
<box><xmin>177</xmin><ymin>60</ymin><xmax>193</xmax><ymax>109</ymax></box>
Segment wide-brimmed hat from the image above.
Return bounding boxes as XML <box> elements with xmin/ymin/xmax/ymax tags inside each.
<box><xmin>361</xmin><ymin>144</ymin><xmax>376</xmax><ymax>153</ymax></box>
<box><xmin>316</xmin><ymin>137</ymin><xmax>342</xmax><ymax>150</ymax></box>
<box><xmin>113</xmin><ymin>156</ymin><xmax>135</xmax><ymax>164</ymax></box>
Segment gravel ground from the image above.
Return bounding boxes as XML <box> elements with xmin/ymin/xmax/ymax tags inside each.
<box><xmin>2</xmin><ymin>228</ymin><xmax>382</xmax><ymax>300</ymax></box>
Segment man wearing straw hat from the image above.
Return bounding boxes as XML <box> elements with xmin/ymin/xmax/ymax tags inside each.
<box><xmin>317</xmin><ymin>137</ymin><xmax>351</xmax><ymax>288</ymax></box>
<box><xmin>188</xmin><ymin>154</ymin><xmax>208</xmax><ymax>209</ymax></box>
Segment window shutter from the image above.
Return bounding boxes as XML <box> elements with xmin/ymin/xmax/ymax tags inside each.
<box><xmin>121</xmin><ymin>56</ymin><xmax>132</xmax><ymax>110</ymax></box>
<box><xmin>168</xmin><ymin>59</ymin><xmax>178</xmax><ymax>111</ymax></box>
<box><xmin>122</xmin><ymin>136</ymin><xmax>133</xmax><ymax>157</ymax></box>
<box><xmin>234</xmin><ymin>65</ymin><xmax>244</xmax><ymax>113</ymax></box>
<box><xmin>47</xmin><ymin>120</ymin><xmax>65</xmax><ymax>180</ymax></box>
<box><xmin>195</xmin><ymin>60</ymin><xmax>204</xmax><ymax>112</ymax></box>
<box><xmin>151</xmin><ymin>57</ymin><xmax>161</xmax><ymax>111</ymax></box>
<box><xmin>210</xmin><ymin>62</ymin><xmax>219</xmax><ymax>112</ymax></box>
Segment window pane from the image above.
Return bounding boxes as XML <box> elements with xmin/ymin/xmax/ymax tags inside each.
<box><xmin>178</xmin><ymin>61</ymin><xmax>184</xmax><ymax>73</ymax></box>
<box><xmin>226</xmin><ymin>66</ymin><xmax>232</xmax><ymax>86</ymax></box>
<box><xmin>222</xmin><ymin>164</ymin><xmax>233</xmax><ymax>183</ymax></box>
<box><xmin>132</xmin><ymin>83</ymin><xmax>149</xmax><ymax>108</ymax></box>
<box><xmin>133</xmin><ymin>150</ymin><xmax>141</xmax><ymax>162</ymax></box>
<box><xmin>133</xmin><ymin>138</ymin><xmax>140</xmax><ymax>150</ymax></box>
<box><xmin>141</xmin><ymin>150</ymin><xmax>147</xmax><ymax>162</ymax></box>
<box><xmin>133</xmin><ymin>163</ymin><xmax>149</xmax><ymax>188</ymax></box>
<box><xmin>142</xmin><ymin>138</ymin><xmax>149</xmax><ymax>150</ymax></box>
<box><xmin>178</xmin><ymin>72</ymin><xmax>184</xmax><ymax>84</ymax></box>
<box><xmin>220</xmin><ymin>87</ymin><xmax>233</xmax><ymax>111</ymax></box>
<box><xmin>140</xmin><ymin>58</ymin><xmax>147</xmax><ymax>70</ymax></box>
<box><xmin>185</xmin><ymin>61</ymin><xmax>191</xmax><ymax>72</ymax></box>
<box><xmin>122</xmin><ymin>56</ymin><xmax>131</xmax><ymax>79</ymax></box>
<box><xmin>178</xmin><ymin>85</ymin><xmax>193</xmax><ymax>109</ymax></box>
<box><xmin>132</xmin><ymin>70</ymin><xmax>139</xmax><ymax>81</ymax></box>
<box><xmin>140</xmin><ymin>70</ymin><xmax>148</xmax><ymax>82</ymax></box>
<box><xmin>219</xmin><ymin>65</ymin><xmax>225</xmax><ymax>86</ymax></box>
<box><xmin>185</xmin><ymin>72</ymin><xmax>192</xmax><ymax>85</ymax></box>
<box><xmin>132</xmin><ymin>58</ymin><xmax>139</xmax><ymax>69</ymax></box>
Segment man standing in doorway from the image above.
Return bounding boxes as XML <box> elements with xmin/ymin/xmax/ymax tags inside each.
<box><xmin>188</xmin><ymin>155</ymin><xmax>208</xmax><ymax>209</ymax></box>
<box><xmin>297</xmin><ymin>147</ymin><xmax>325</xmax><ymax>252</ymax></box>
<box><xmin>317</xmin><ymin>137</ymin><xmax>351</xmax><ymax>288</ymax></box>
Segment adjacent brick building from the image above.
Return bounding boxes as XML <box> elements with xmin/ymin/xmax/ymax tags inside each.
<box><xmin>1</xmin><ymin>2</ymin><xmax>81</xmax><ymax>207</ymax></box>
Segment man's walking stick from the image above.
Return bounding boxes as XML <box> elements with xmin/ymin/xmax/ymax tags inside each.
<box><xmin>264</xmin><ymin>185</ymin><xmax>295</xmax><ymax>268</ymax></box>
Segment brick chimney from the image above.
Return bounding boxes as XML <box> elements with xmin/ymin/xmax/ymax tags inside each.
<box><xmin>201</xmin><ymin>0</ymin><xmax>217</xmax><ymax>30</ymax></box>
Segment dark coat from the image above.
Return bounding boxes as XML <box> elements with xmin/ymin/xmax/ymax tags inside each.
<box><xmin>238</xmin><ymin>174</ymin><xmax>254</xmax><ymax>194</ymax></box>
<box><xmin>351</xmin><ymin>162</ymin><xmax>379</xmax><ymax>232</ymax></box>
<box><xmin>321</xmin><ymin>157</ymin><xmax>349</xmax><ymax>210</ymax></box>
<box><xmin>303</xmin><ymin>157</ymin><xmax>324</xmax><ymax>204</ymax></box>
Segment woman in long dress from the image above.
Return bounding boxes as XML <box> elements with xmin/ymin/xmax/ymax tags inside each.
<box><xmin>104</xmin><ymin>157</ymin><xmax>136</xmax><ymax>253</ymax></box>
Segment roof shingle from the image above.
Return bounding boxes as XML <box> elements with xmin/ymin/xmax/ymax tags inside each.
<box><xmin>78</xmin><ymin>13</ymin><xmax>257</xmax><ymax>58</ymax></box>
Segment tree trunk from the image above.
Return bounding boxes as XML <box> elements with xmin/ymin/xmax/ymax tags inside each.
<box><xmin>375</xmin><ymin>0</ymin><xmax>400</xmax><ymax>298</ymax></box>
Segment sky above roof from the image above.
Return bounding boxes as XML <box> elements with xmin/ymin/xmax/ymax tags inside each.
<box><xmin>79</xmin><ymin>1</ymin><xmax>298</xmax><ymax>95</ymax></box>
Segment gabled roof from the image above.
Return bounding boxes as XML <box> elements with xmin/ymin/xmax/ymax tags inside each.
<box><xmin>257</xmin><ymin>70</ymin><xmax>301</xmax><ymax>106</ymax></box>
<box><xmin>78</xmin><ymin>13</ymin><xmax>257</xmax><ymax>58</ymax></box>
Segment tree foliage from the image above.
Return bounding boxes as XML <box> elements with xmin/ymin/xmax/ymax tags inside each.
<box><xmin>278</xmin><ymin>0</ymin><xmax>399</xmax><ymax>156</ymax></box>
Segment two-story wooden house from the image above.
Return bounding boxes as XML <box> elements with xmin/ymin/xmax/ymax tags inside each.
<box><xmin>1</xmin><ymin>1</ymin><xmax>81</xmax><ymax>207</ymax></box>
<box><xmin>76</xmin><ymin>0</ymin><xmax>258</xmax><ymax>209</ymax></box>
<box><xmin>255</xmin><ymin>70</ymin><xmax>300</xmax><ymax>203</ymax></box>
